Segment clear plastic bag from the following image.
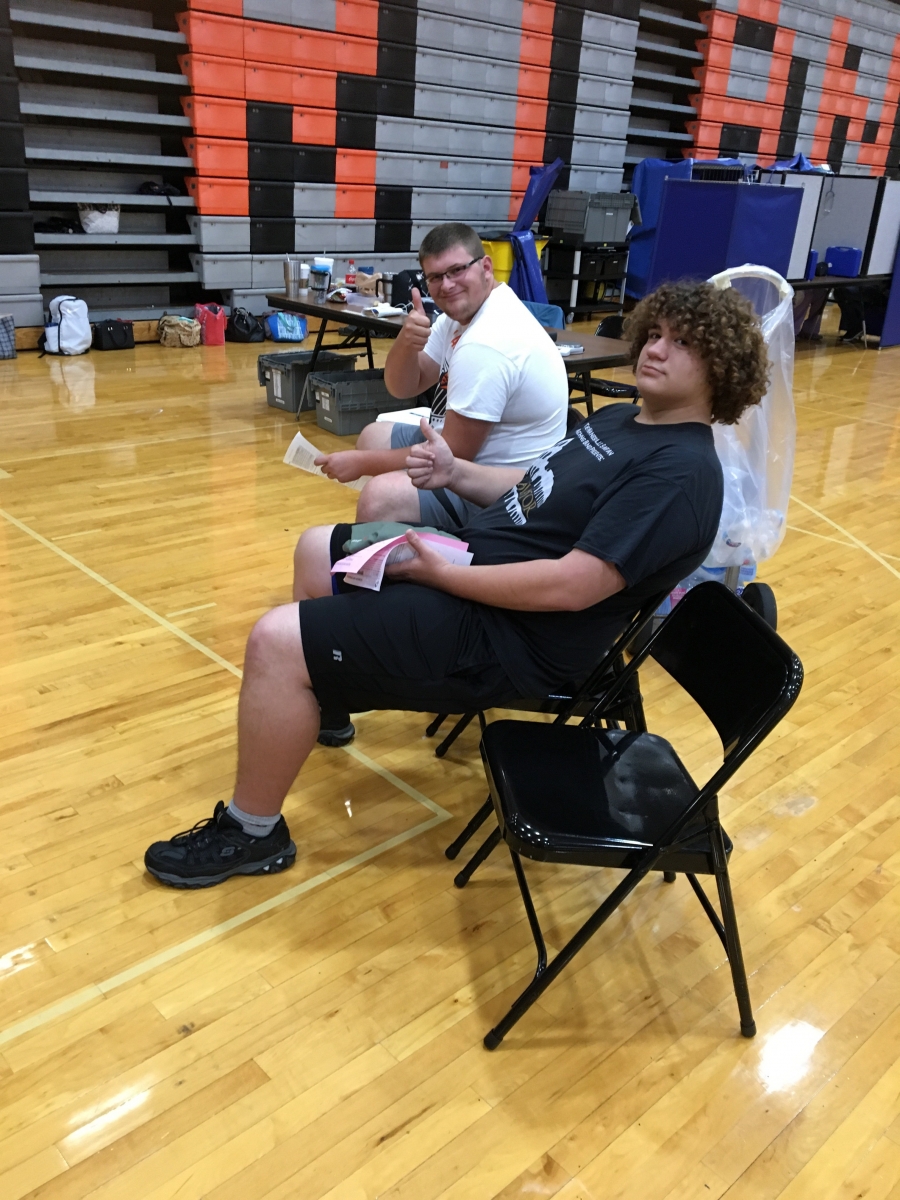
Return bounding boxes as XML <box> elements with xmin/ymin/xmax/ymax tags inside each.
<box><xmin>77</xmin><ymin>203</ymin><xmax>120</xmax><ymax>234</ymax></box>
<box><xmin>705</xmin><ymin>265</ymin><xmax>796</xmax><ymax>566</ymax></box>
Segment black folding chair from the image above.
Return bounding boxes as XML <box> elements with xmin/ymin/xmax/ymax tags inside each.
<box><xmin>477</xmin><ymin>582</ymin><xmax>803</xmax><ymax>1049</ymax></box>
<box><xmin>443</xmin><ymin>595</ymin><xmax>665</xmax><ymax>888</ymax></box>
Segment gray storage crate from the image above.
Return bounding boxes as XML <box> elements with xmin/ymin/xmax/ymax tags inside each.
<box><xmin>293</xmin><ymin>183</ymin><xmax>337</xmax><ymax>218</ymax></box>
<box><xmin>576</xmin><ymin>75</ymin><xmax>634</xmax><ymax>110</ymax></box>
<box><xmin>0</xmin><ymin>292</ymin><xmax>44</xmax><ymax>326</ymax></box>
<box><xmin>570</xmin><ymin>136</ymin><xmax>628</xmax><ymax>170</ymax></box>
<box><xmin>415</xmin><ymin>47</ymin><xmax>520</xmax><ymax>95</ymax></box>
<box><xmin>0</xmin><ymin>254</ymin><xmax>40</xmax><ymax>295</ymax></box>
<box><xmin>188</xmin><ymin>216</ymin><xmax>251</xmax><ymax>252</ymax></box>
<box><xmin>375</xmin><ymin>115</ymin><xmax>516</xmax><ymax>162</ymax></box>
<box><xmin>244</xmin><ymin>0</ymin><xmax>335</xmax><ymax>29</ymax></box>
<box><xmin>581</xmin><ymin>12</ymin><xmax>640</xmax><ymax>51</ymax></box>
<box><xmin>416</xmin><ymin>12</ymin><xmax>521</xmax><ymax>59</ymax></box>
<box><xmin>258</xmin><ymin>349</ymin><xmax>353</xmax><ymax>414</ymax></box>
<box><xmin>410</xmin><ymin>188</ymin><xmax>515</xmax><ymax>222</ymax></box>
<box><xmin>295</xmin><ymin>220</ymin><xmax>376</xmax><ymax>254</ymax></box>
<box><xmin>190</xmin><ymin>253</ymin><xmax>252</xmax><ymax>287</ymax></box>
<box><xmin>579</xmin><ymin>46</ymin><xmax>637</xmax><ymax>79</ymax></box>
<box><xmin>376</xmin><ymin>151</ymin><xmax>513</xmax><ymax>191</ymax></box>
<box><xmin>568</xmin><ymin>167</ymin><xmax>627</xmax><ymax>194</ymax></box>
<box><xmin>573</xmin><ymin>107</ymin><xmax>631</xmax><ymax>140</ymax></box>
<box><xmin>312</xmin><ymin>369</ymin><xmax>400</xmax><ymax>436</ymax></box>
<box><xmin>416</xmin><ymin>0</ymin><xmax>530</xmax><ymax>30</ymax></box>
<box><xmin>546</xmin><ymin>191</ymin><xmax>634</xmax><ymax>244</ymax></box>
<box><xmin>412</xmin><ymin>83</ymin><xmax>519</xmax><ymax>129</ymax></box>
<box><xmin>251</xmin><ymin>255</ymin><xmax>289</xmax><ymax>287</ymax></box>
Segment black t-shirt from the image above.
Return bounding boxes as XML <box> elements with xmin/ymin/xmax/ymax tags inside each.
<box><xmin>458</xmin><ymin>403</ymin><xmax>724</xmax><ymax>696</ymax></box>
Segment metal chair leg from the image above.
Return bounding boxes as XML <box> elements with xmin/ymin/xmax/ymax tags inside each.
<box><xmin>425</xmin><ymin>713</ymin><xmax>448</xmax><ymax>737</ymax></box>
<box><xmin>445</xmin><ymin>797</ymin><xmax>492</xmax><ymax>860</ymax></box>
<box><xmin>709</xmin><ymin>823</ymin><xmax>756</xmax><ymax>1037</ymax></box>
<box><xmin>484</xmin><ymin>855</ymin><xmax>656</xmax><ymax>1049</ymax></box>
<box><xmin>435</xmin><ymin>711</ymin><xmax>477</xmax><ymax>757</ymax></box>
<box><xmin>663</xmin><ymin>871</ymin><xmax>676</xmax><ymax>883</ymax></box>
<box><xmin>454</xmin><ymin>825</ymin><xmax>502</xmax><ymax>888</ymax></box>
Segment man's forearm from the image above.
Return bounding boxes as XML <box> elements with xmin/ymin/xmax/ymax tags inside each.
<box><xmin>384</xmin><ymin>342</ymin><xmax>426</xmax><ymax>399</ymax></box>
<box><xmin>447</xmin><ymin>457</ymin><xmax>525</xmax><ymax>507</ymax></box>
<box><xmin>430</xmin><ymin>556</ymin><xmax>622</xmax><ymax>612</ymax></box>
<box><xmin>353</xmin><ymin>447</ymin><xmax>413</xmax><ymax>476</ymax></box>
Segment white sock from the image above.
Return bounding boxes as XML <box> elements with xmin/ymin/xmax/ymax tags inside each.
<box><xmin>227</xmin><ymin>800</ymin><xmax>280</xmax><ymax>838</ymax></box>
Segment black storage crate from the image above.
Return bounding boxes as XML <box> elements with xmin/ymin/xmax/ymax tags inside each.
<box><xmin>0</xmin><ymin>211</ymin><xmax>34</xmax><ymax>253</ymax></box>
<box><xmin>249</xmin><ymin>142</ymin><xmax>296</xmax><ymax>182</ymax></box>
<box><xmin>257</xmin><ymin>349</ymin><xmax>355</xmax><ymax>413</ymax></box>
<box><xmin>249</xmin><ymin>181</ymin><xmax>293</xmax><ymax>217</ymax></box>
<box><xmin>250</xmin><ymin>217</ymin><xmax>294</xmax><ymax>254</ymax></box>
<box><xmin>0</xmin><ymin>31</ymin><xmax>11</xmax><ymax>75</ymax></box>
<box><xmin>0</xmin><ymin>77</ymin><xmax>19</xmax><ymax>121</ymax></box>
<box><xmin>247</xmin><ymin>102</ymin><xmax>292</xmax><ymax>144</ymax></box>
<box><xmin>0</xmin><ymin>121</ymin><xmax>24</xmax><ymax>168</ymax></box>
<box><xmin>312</xmin><ymin>369</ymin><xmax>400</xmax><ymax>435</ymax></box>
<box><xmin>0</xmin><ymin>168</ymin><xmax>29</xmax><ymax>211</ymax></box>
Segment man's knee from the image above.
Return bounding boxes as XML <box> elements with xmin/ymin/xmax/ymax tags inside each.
<box><xmin>356</xmin><ymin>473</ymin><xmax>420</xmax><ymax>523</ymax></box>
<box><xmin>245</xmin><ymin>604</ymin><xmax>310</xmax><ymax>685</ymax></box>
<box><xmin>356</xmin><ymin>421</ymin><xmax>392</xmax><ymax>451</ymax></box>
<box><xmin>293</xmin><ymin>524</ymin><xmax>335</xmax><ymax>599</ymax></box>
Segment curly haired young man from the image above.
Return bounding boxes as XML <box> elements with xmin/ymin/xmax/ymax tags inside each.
<box><xmin>145</xmin><ymin>281</ymin><xmax>770</xmax><ymax>888</ymax></box>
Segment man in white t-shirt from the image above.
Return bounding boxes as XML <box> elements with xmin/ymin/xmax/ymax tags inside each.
<box><xmin>311</xmin><ymin>223</ymin><xmax>569</xmax><ymax>531</ymax></box>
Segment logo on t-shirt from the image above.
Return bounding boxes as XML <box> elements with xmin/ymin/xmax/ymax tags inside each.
<box><xmin>504</xmin><ymin>439</ymin><xmax>572</xmax><ymax>525</ymax></box>
<box><xmin>429</xmin><ymin>333</ymin><xmax>461</xmax><ymax>431</ymax></box>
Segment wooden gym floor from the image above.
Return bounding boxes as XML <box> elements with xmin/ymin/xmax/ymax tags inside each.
<box><xmin>2</xmin><ymin>310</ymin><xmax>900</xmax><ymax>1199</ymax></box>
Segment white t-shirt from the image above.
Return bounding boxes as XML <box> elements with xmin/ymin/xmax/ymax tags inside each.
<box><xmin>421</xmin><ymin>283</ymin><xmax>569</xmax><ymax>467</ymax></box>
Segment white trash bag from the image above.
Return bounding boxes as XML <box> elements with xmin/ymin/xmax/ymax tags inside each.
<box><xmin>706</xmin><ymin>264</ymin><xmax>796</xmax><ymax>566</ymax></box>
<box><xmin>78</xmin><ymin>203</ymin><xmax>120</xmax><ymax>234</ymax></box>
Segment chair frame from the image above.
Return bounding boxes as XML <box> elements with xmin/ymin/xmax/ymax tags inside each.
<box><xmin>442</xmin><ymin>595</ymin><xmax>664</xmax><ymax>888</ymax></box>
<box><xmin>479</xmin><ymin>583</ymin><xmax>804</xmax><ymax>1049</ymax></box>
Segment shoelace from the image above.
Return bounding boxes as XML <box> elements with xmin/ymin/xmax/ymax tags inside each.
<box><xmin>171</xmin><ymin>803</ymin><xmax>231</xmax><ymax>847</ymax></box>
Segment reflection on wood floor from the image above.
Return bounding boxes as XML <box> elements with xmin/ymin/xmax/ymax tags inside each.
<box><xmin>2</xmin><ymin>309</ymin><xmax>900</xmax><ymax>1199</ymax></box>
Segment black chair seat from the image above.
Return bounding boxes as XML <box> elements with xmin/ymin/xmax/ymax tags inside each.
<box><xmin>483</xmin><ymin>722</ymin><xmax>729</xmax><ymax>873</ymax></box>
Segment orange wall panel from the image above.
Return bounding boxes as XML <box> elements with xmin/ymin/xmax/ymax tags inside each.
<box><xmin>245</xmin><ymin>62</ymin><xmax>337</xmax><ymax>109</ymax></box>
<box><xmin>335</xmin><ymin>185</ymin><xmax>375</xmax><ymax>219</ymax></box>
<box><xmin>184</xmin><ymin>136</ymin><xmax>248</xmax><ymax>177</ymax></box>
<box><xmin>178</xmin><ymin>53</ymin><xmax>245</xmax><ymax>99</ymax></box>
<box><xmin>292</xmin><ymin>107</ymin><xmax>337</xmax><ymax>146</ymax></box>
<box><xmin>185</xmin><ymin>177</ymin><xmax>249</xmax><ymax>215</ymax></box>
<box><xmin>335</xmin><ymin>0</ymin><xmax>378</xmax><ymax>39</ymax></box>
<box><xmin>176</xmin><ymin>11</ymin><xmax>244</xmax><ymax>59</ymax></box>
<box><xmin>181</xmin><ymin>95</ymin><xmax>246</xmax><ymax>139</ymax></box>
<box><xmin>336</xmin><ymin>149</ymin><xmax>376</xmax><ymax>187</ymax></box>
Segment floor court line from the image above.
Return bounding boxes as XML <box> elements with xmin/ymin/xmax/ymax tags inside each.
<box><xmin>0</xmin><ymin>505</ymin><xmax>454</xmax><ymax>1049</ymax></box>
<box><xmin>790</xmin><ymin>494</ymin><xmax>900</xmax><ymax>583</ymax></box>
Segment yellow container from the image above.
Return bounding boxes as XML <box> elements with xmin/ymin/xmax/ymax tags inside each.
<box><xmin>482</xmin><ymin>237</ymin><xmax>548</xmax><ymax>284</ymax></box>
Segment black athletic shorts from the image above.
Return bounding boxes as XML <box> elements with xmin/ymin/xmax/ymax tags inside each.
<box><xmin>298</xmin><ymin>524</ymin><xmax>523</xmax><ymax>714</ymax></box>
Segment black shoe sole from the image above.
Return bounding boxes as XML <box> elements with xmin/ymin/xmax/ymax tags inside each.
<box><xmin>146</xmin><ymin>841</ymin><xmax>297</xmax><ymax>889</ymax></box>
<box><xmin>317</xmin><ymin>723</ymin><xmax>355</xmax><ymax>747</ymax></box>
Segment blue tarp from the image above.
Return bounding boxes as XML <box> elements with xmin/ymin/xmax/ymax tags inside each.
<box><xmin>508</xmin><ymin>230</ymin><xmax>549</xmax><ymax>304</ymax></box>
<box><xmin>513</xmin><ymin>158</ymin><xmax>566</xmax><ymax>231</ymax></box>
<box><xmin>626</xmin><ymin>157</ymin><xmax>692</xmax><ymax>299</ymax></box>
<box><xmin>772</xmin><ymin>152</ymin><xmax>831</xmax><ymax>173</ymax></box>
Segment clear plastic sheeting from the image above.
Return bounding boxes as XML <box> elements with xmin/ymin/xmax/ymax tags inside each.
<box><xmin>706</xmin><ymin>264</ymin><xmax>796</xmax><ymax>566</ymax></box>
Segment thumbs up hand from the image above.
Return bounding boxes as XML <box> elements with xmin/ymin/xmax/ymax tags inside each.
<box><xmin>406</xmin><ymin>417</ymin><xmax>456</xmax><ymax>491</ymax></box>
<box><xmin>397</xmin><ymin>286</ymin><xmax>432</xmax><ymax>353</ymax></box>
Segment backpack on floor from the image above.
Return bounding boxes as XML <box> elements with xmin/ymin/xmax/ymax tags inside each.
<box><xmin>92</xmin><ymin>318</ymin><xmax>135</xmax><ymax>351</ymax></box>
<box><xmin>195</xmin><ymin>302</ymin><xmax>226</xmax><ymax>345</ymax></box>
<box><xmin>42</xmin><ymin>295</ymin><xmax>92</xmax><ymax>356</ymax></box>
<box><xmin>264</xmin><ymin>311</ymin><xmax>307</xmax><ymax>342</ymax></box>
<box><xmin>158</xmin><ymin>313</ymin><xmax>201</xmax><ymax>348</ymax></box>
<box><xmin>225</xmin><ymin>307</ymin><xmax>265</xmax><ymax>343</ymax></box>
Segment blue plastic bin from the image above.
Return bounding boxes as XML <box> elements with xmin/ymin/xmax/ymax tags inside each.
<box><xmin>825</xmin><ymin>245</ymin><xmax>863</xmax><ymax>277</ymax></box>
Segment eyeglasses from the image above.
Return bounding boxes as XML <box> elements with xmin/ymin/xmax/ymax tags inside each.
<box><xmin>423</xmin><ymin>255</ymin><xmax>484</xmax><ymax>289</ymax></box>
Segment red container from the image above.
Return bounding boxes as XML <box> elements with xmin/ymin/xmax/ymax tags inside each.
<box><xmin>335</xmin><ymin>184</ymin><xmax>375</xmax><ymax>219</ymax></box>
<box><xmin>181</xmin><ymin>95</ymin><xmax>246</xmax><ymax>139</ymax></box>
<box><xmin>293</xmin><ymin>107</ymin><xmax>337</xmax><ymax>145</ymax></box>
<box><xmin>336</xmin><ymin>149</ymin><xmax>376</xmax><ymax>186</ymax></box>
<box><xmin>336</xmin><ymin>0</ymin><xmax>378</xmax><ymax>39</ymax></box>
<box><xmin>186</xmin><ymin>176</ymin><xmax>249</xmax><ymax>215</ymax></box>
<box><xmin>522</xmin><ymin>0</ymin><xmax>555</xmax><ymax>36</ymax></box>
<box><xmin>520</xmin><ymin>31</ymin><xmax>553</xmax><ymax>69</ymax></box>
<box><xmin>195</xmin><ymin>303</ymin><xmax>227</xmax><ymax>345</ymax></box>
<box><xmin>186</xmin><ymin>0</ymin><xmax>242</xmax><ymax>14</ymax></box>
<box><xmin>512</xmin><ymin>129</ymin><xmax>545</xmax><ymax>160</ymax></box>
<box><xmin>176</xmin><ymin>10</ymin><xmax>243</xmax><ymax>58</ymax></box>
<box><xmin>184</xmin><ymin>136</ymin><xmax>248</xmax><ymax>177</ymax></box>
<box><xmin>245</xmin><ymin>61</ymin><xmax>337</xmax><ymax>108</ymax></box>
<box><xmin>178</xmin><ymin>53</ymin><xmax>245</xmax><ymax>98</ymax></box>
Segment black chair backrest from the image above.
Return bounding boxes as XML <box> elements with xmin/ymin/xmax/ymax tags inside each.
<box><xmin>649</xmin><ymin>582</ymin><xmax>803</xmax><ymax>759</ymax></box>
